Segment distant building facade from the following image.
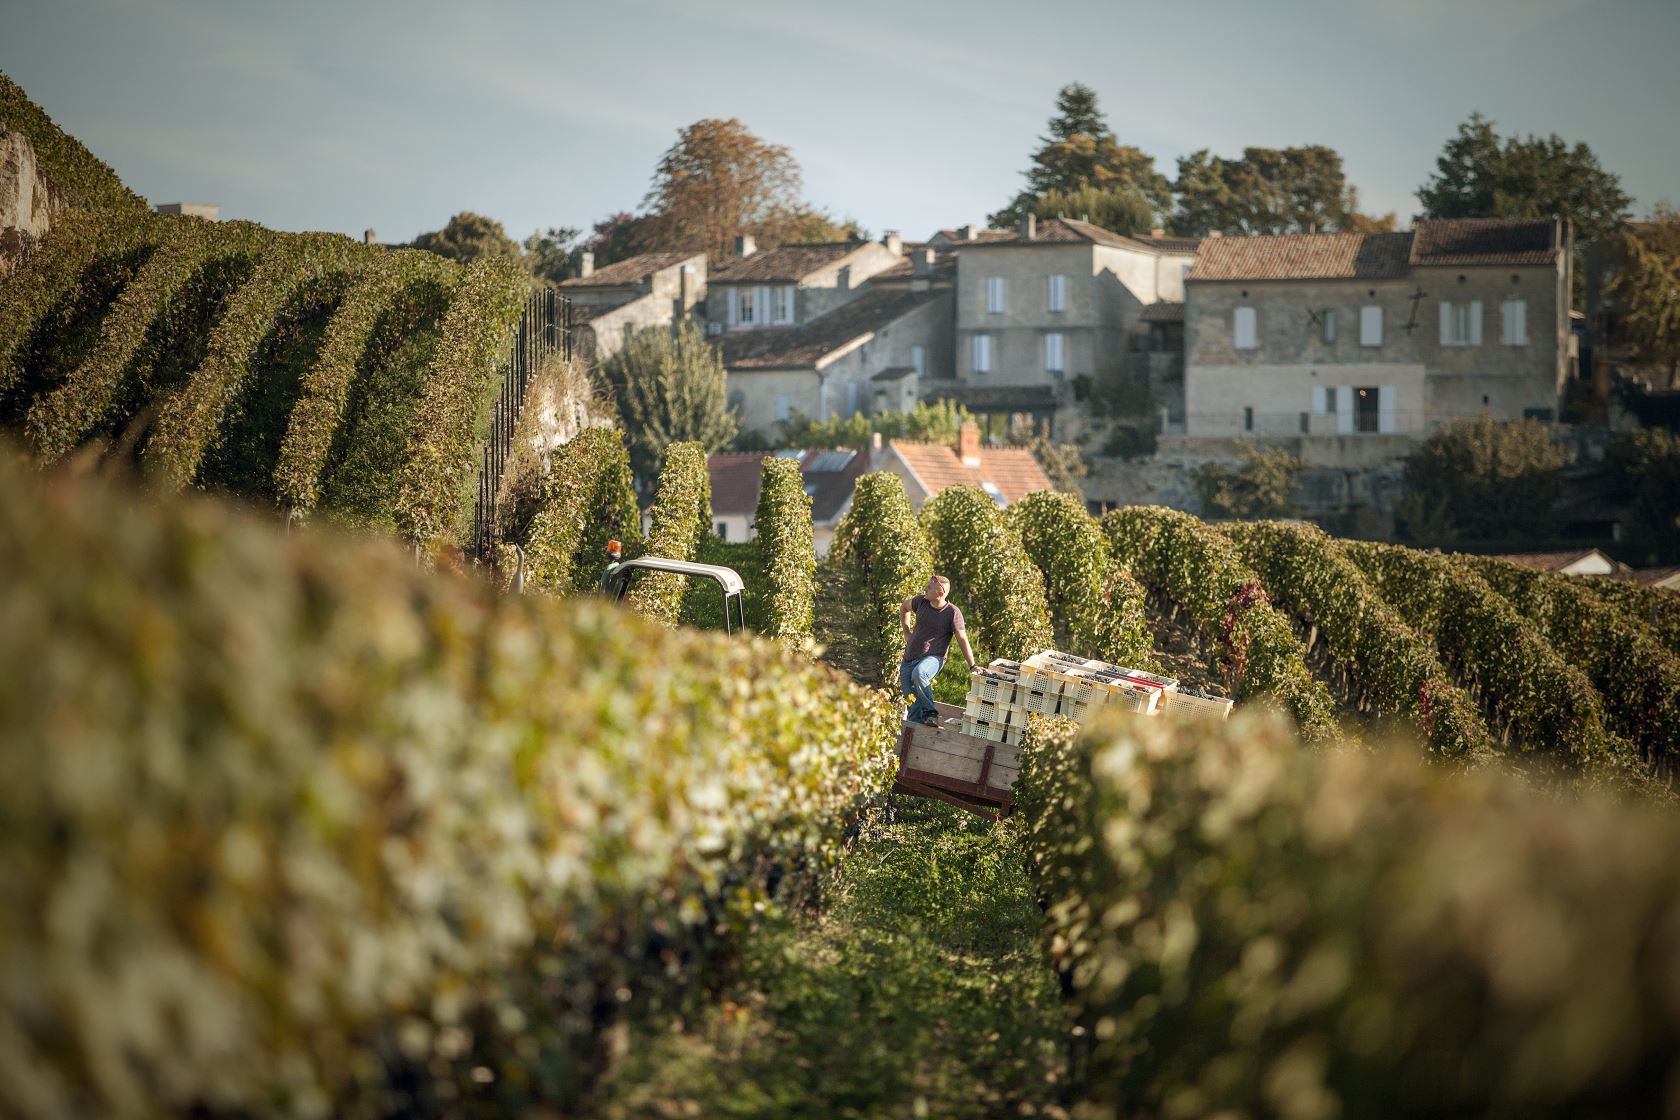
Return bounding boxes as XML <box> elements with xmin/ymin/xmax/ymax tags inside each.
<box><xmin>558</xmin><ymin>250</ymin><xmax>707</xmax><ymax>361</ymax></box>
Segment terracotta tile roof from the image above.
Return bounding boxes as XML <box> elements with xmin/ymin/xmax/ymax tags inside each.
<box><xmin>558</xmin><ymin>251</ymin><xmax>695</xmax><ymax>288</ymax></box>
<box><xmin>888</xmin><ymin>440</ymin><xmax>1052</xmax><ymax>505</ymax></box>
<box><xmin>944</xmin><ymin>217</ymin><xmax>1195</xmax><ymax>255</ymax></box>
<box><xmin>1140</xmin><ymin>300</ymin><xmax>1184</xmax><ymax>322</ymax></box>
<box><xmin>862</xmin><ymin>254</ymin><xmax>956</xmax><ymax>284</ymax></box>
<box><xmin>710</xmin><ymin>242</ymin><xmax>865</xmax><ymax>283</ymax></box>
<box><xmin>706</xmin><ymin>448</ymin><xmax>867</xmax><ymax>524</ymax></box>
<box><xmin>1488</xmin><ymin>548</ymin><xmax>1620</xmax><ymax>573</ymax></box>
<box><xmin>718</xmin><ymin>288</ymin><xmax>942</xmax><ymax>370</ymax></box>
<box><xmin>1608</xmin><ymin>566</ymin><xmax>1680</xmax><ymax>590</ymax></box>
<box><xmin>1409</xmin><ymin>218</ymin><xmax>1562</xmax><ymax>267</ymax></box>
<box><xmin>1188</xmin><ymin>231</ymin><xmax>1413</xmax><ymax>282</ymax></box>
<box><xmin>569</xmin><ymin>299</ymin><xmax>633</xmax><ymax>325</ymax></box>
<box><xmin>933</xmin><ymin>227</ymin><xmax>1016</xmax><ymax>245</ymax></box>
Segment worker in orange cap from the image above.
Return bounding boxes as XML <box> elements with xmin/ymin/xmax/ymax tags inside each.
<box><xmin>598</xmin><ymin>539</ymin><xmax>625</xmax><ymax>595</ymax></box>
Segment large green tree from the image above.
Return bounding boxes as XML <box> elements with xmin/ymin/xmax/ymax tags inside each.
<box><xmin>1192</xmin><ymin>447</ymin><xmax>1305</xmax><ymax>519</ymax></box>
<box><xmin>1171</xmin><ymin>146</ymin><xmax>1354</xmax><ymax>236</ymax></box>
<box><xmin>1029</xmin><ymin>184</ymin><xmax>1154</xmax><ymax>237</ymax></box>
<box><xmin>522</xmin><ymin>225</ymin><xmax>581</xmax><ymax>284</ymax></box>
<box><xmin>1416</xmin><ymin>113</ymin><xmax>1632</xmax><ymax>243</ymax></box>
<box><xmin>601</xmin><ymin>321</ymin><xmax>738</xmax><ymax>484</ymax></box>
<box><xmin>410</xmin><ymin>211</ymin><xmax>524</xmax><ymax>263</ymax></box>
<box><xmin>1606</xmin><ymin>206</ymin><xmax>1680</xmax><ymax>387</ymax></box>
<box><xmin>1606</xmin><ymin>428</ymin><xmax>1680</xmax><ymax>566</ymax></box>
<box><xmin>992</xmin><ymin>83</ymin><xmax>1173</xmax><ymax>230</ymax></box>
<box><xmin>1395</xmin><ymin>416</ymin><xmax>1569</xmax><ymax>545</ymax></box>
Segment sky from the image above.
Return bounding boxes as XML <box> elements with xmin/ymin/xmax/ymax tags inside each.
<box><xmin>5</xmin><ymin>0</ymin><xmax>1677</xmax><ymax>246</ymax></box>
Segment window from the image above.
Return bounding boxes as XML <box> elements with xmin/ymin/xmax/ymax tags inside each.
<box><xmin>845</xmin><ymin>380</ymin><xmax>860</xmax><ymax>416</ymax></box>
<box><xmin>1323</xmin><ymin>309</ymin><xmax>1337</xmax><ymax>343</ymax></box>
<box><xmin>1233</xmin><ymin>306</ymin><xmax>1257</xmax><ymax>349</ymax></box>
<box><xmin>1360</xmin><ymin>305</ymin><xmax>1383</xmax><ymax>347</ymax></box>
<box><xmin>1243</xmin><ymin>406</ymin><xmax>1254</xmax><ymax>432</ymax></box>
<box><xmin>972</xmin><ymin>334</ymin><xmax>992</xmax><ymax>373</ymax></box>
<box><xmin>775</xmin><ymin>285</ymin><xmax>796</xmax><ymax>325</ymax></box>
<box><xmin>716</xmin><ymin>521</ymin><xmax>728</xmax><ymax>541</ymax></box>
<box><xmin>735</xmin><ymin>288</ymin><xmax>754</xmax><ymax>325</ymax></box>
<box><xmin>774</xmin><ymin>394</ymin><xmax>790</xmax><ymax>422</ymax></box>
<box><xmin>753</xmin><ymin>286</ymin><xmax>771</xmax><ymax>325</ymax></box>
<box><xmin>1044</xmin><ymin>332</ymin><xmax>1065</xmax><ymax>373</ymax></box>
<box><xmin>980</xmin><ymin>480</ymin><xmax>1006</xmax><ymax>507</ymax></box>
<box><xmin>1048</xmin><ymin>274</ymin><xmax>1068</xmax><ymax>313</ymax></box>
<box><xmin>1355</xmin><ymin>386</ymin><xmax>1379</xmax><ymax>433</ymax></box>
<box><xmin>987</xmin><ymin>275</ymin><xmax>1006</xmax><ymax>314</ymax></box>
<box><xmin>911</xmin><ymin>345</ymin><xmax>926</xmax><ymax>377</ymax></box>
<box><xmin>1502</xmin><ymin>298</ymin><xmax>1527</xmax><ymax>345</ymax></box>
<box><xmin>1439</xmin><ymin>300</ymin><xmax>1483</xmax><ymax>346</ymax></box>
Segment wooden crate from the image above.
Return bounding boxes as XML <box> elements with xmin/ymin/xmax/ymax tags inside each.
<box><xmin>894</xmin><ymin>701</ymin><xmax>1019</xmax><ymax>817</ymax></box>
<box><xmin>1161</xmin><ymin>691</ymin><xmax>1235</xmax><ymax>721</ymax></box>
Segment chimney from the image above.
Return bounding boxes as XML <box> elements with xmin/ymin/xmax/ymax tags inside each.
<box><xmin>958</xmin><ymin>422</ymin><xmax>981</xmax><ymax>465</ymax></box>
<box><xmin>1019</xmin><ymin>213</ymin><xmax>1037</xmax><ymax>240</ymax></box>
<box><xmin>364</xmin><ymin>229</ymin><xmax>377</xmax><ymax>245</ymax></box>
<box><xmin>1205</xmin><ymin>230</ymin><xmax>1223</xmax><ymax>239</ymax></box>
<box><xmin>883</xmin><ymin>229</ymin><xmax>903</xmax><ymax>256</ymax></box>
<box><xmin>678</xmin><ymin>262</ymin><xmax>694</xmax><ymax>307</ymax></box>
<box><xmin>911</xmin><ymin>247</ymin><xmax>935</xmax><ymax>276</ymax></box>
<box><xmin>1150</xmin><ymin>228</ymin><xmax>1165</xmax><ymax>240</ymax></box>
<box><xmin>957</xmin><ymin>224</ymin><xmax>977</xmax><ymax>241</ymax></box>
<box><xmin>735</xmin><ymin>234</ymin><xmax>757</xmax><ymax>257</ymax></box>
<box><xmin>578</xmin><ymin>251</ymin><xmax>595</xmax><ymax>278</ymax></box>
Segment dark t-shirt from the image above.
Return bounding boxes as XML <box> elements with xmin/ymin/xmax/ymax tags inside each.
<box><xmin>902</xmin><ymin>594</ymin><xmax>965</xmax><ymax>661</ymax></box>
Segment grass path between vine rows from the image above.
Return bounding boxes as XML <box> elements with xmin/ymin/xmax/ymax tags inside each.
<box><xmin>586</xmin><ymin>793</ymin><xmax>1070</xmax><ymax>1119</ymax></box>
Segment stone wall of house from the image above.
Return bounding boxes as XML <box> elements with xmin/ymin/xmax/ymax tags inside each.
<box><xmin>583</xmin><ymin>292</ymin><xmax>689</xmax><ymax>362</ymax></box>
<box><xmin>0</xmin><ymin>126</ymin><xmax>67</xmax><ymax>278</ymax></box>
<box><xmin>1412</xmin><ymin>262</ymin><xmax>1570</xmax><ymax>421</ymax></box>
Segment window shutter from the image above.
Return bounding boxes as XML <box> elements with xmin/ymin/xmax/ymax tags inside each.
<box><xmin>1234</xmin><ymin>306</ymin><xmax>1257</xmax><ymax>349</ymax></box>
<box><xmin>1336</xmin><ymin>386</ymin><xmax>1354</xmax><ymax>434</ymax></box>
<box><xmin>1323</xmin><ymin>309</ymin><xmax>1336</xmax><ymax>343</ymax></box>
<box><xmin>1439</xmin><ymin>301</ymin><xmax>1451</xmax><ymax>344</ymax></box>
<box><xmin>1361</xmin><ymin>305</ymin><xmax>1383</xmax><ymax>347</ymax></box>
<box><xmin>987</xmin><ymin>276</ymin><xmax>1006</xmax><ymax>313</ymax></box>
<box><xmin>1378</xmin><ymin>385</ymin><xmax>1396</xmax><ymax>433</ymax></box>
<box><xmin>973</xmin><ymin>334</ymin><xmax>991</xmax><ymax>373</ymax></box>
<box><xmin>912</xmin><ymin>345</ymin><xmax>926</xmax><ymax>376</ymax></box>
<box><xmin>727</xmin><ymin>288</ymin><xmax>738</xmax><ymax>326</ymax></box>
<box><xmin>774</xmin><ymin>395</ymin><xmax>790</xmax><ymax>422</ymax></box>
<box><xmin>754</xmin><ymin>286</ymin><xmax>770</xmax><ymax>324</ymax></box>
<box><xmin>1469</xmin><ymin>300</ymin><xmax>1483</xmax><ymax>345</ymax></box>
<box><xmin>1504</xmin><ymin>299</ymin><xmax>1527</xmax><ymax>345</ymax></box>
<box><xmin>1312</xmin><ymin>385</ymin><xmax>1327</xmax><ymax>414</ymax></box>
<box><xmin>846</xmin><ymin>381</ymin><xmax>860</xmax><ymax>416</ymax></box>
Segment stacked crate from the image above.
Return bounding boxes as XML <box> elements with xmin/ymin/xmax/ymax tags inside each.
<box><xmin>960</xmin><ymin>650</ymin><xmax>1233</xmax><ymax>741</ymax></box>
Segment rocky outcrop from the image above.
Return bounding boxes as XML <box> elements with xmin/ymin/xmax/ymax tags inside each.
<box><xmin>0</xmin><ymin>126</ymin><xmax>68</xmax><ymax>277</ymax></box>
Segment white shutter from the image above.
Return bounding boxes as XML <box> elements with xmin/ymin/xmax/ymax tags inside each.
<box><xmin>973</xmin><ymin>334</ymin><xmax>991</xmax><ymax>373</ymax></box>
<box><xmin>845</xmin><ymin>381</ymin><xmax>860</xmax><ymax>416</ymax></box>
<box><xmin>1360</xmin><ymin>305</ymin><xmax>1383</xmax><ymax>347</ymax></box>
<box><xmin>1469</xmin><ymin>300</ymin><xmax>1483</xmax><ymax>345</ymax></box>
<box><xmin>727</xmin><ymin>288</ymin><xmax>738</xmax><ymax>326</ymax></box>
<box><xmin>1045</xmin><ymin>333</ymin><xmax>1064</xmax><ymax>372</ymax></box>
<box><xmin>912</xmin><ymin>345</ymin><xmax>926</xmax><ymax>376</ymax></box>
<box><xmin>753</xmin><ymin>286</ymin><xmax>771</xmax><ymax>324</ymax></box>
<box><xmin>987</xmin><ymin>276</ymin><xmax>1005</xmax><ymax>313</ymax></box>
<box><xmin>774</xmin><ymin>395</ymin><xmax>790</xmax><ymax>422</ymax></box>
<box><xmin>1504</xmin><ymin>299</ymin><xmax>1527</xmax><ymax>345</ymax></box>
<box><xmin>1233</xmin><ymin>306</ymin><xmax>1257</xmax><ymax>349</ymax></box>
<box><xmin>1378</xmin><ymin>385</ymin><xmax>1396</xmax><ymax>433</ymax></box>
<box><xmin>1336</xmin><ymin>386</ymin><xmax>1354</xmax><ymax>434</ymax></box>
<box><xmin>1439</xmin><ymin>301</ymin><xmax>1452</xmax><ymax>345</ymax></box>
<box><xmin>1048</xmin><ymin>274</ymin><xmax>1067</xmax><ymax>312</ymax></box>
<box><xmin>1323</xmin><ymin>309</ymin><xmax>1336</xmax><ymax>343</ymax></box>
<box><xmin>1312</xmin><ymin>385</ymin><xmax>1328</xmax><ymax>414</ymax></box>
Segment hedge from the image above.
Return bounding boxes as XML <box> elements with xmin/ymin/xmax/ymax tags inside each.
<box><xmin>0</xmin><ymin>72</ymin><xmax>146</xmax><ymax>212</ymax></box>
<box><xmin>271</xmin><ymin>252</ymin><xmax>455</xmax><ymax>517</ymax></box>
<box><xmin>0</xmin><ymin>207</ymin><xmax>162</xmax><ymax>413</ymax></box>
<box><xmin>1016</xmin><ymin>711</ymin><xmax>1680</xmax><ymax>1118</ymax></box>
<box><xmin>1010</xmin><ymin>489</ymin><xmax>1151</xmax><ymax>667</ymax></box>
<box><xmin>625</xmin><ymin>441</ymin><xmax>711</xmax><ymax>625</ymax></box>
<box><xmin>1346</xmin><ymin>541</ymin><xmax>1650</xmax><ymax>790</ymax></box>
<box><xmin>830</xmin><ymin>471</ymin><xmax>933</xmax><ymax>686</ymax></box>
<box><xmin>921</xmin><ymin>485</ymin><xmax>1053</xmax><ymax>664</ymax></box>
<box><xmin>392</xmin><ymin>256</ymin><xmax>528</xmax><ymax>545</ymax></box>
<box><xmin>1227</xmin><ymin>521</ymin><xmax>1497</xmax><ymax>763</ymax></box>
<box><xmin>0</xmin><ymin>447</ymin><xmax>900</xmax><ymax>1118</ymax></box>
<box><xmin>143</xmin><ymin>231</ymin><xmax>364</xmax><ymax>491</ymax></box>
<box><xmin>523</xmin><ymin>426</ymin><xmax>641</xmax><ymax>595</ymax></box>
<box><xmin>1466</xmin><ymin>554</ymin><xmax>1680</xmax><ymax>777</ymax></box>
<box><xmin>24</xmin><ymin>217</ymin><xmax>268</xmax><ymax>461</ymax></box>
<box><xmin>756</xmin><ymin>454</ymin><xmax>816</xmax><ymax>647</ymax></box>
<box><xmin>1103</xmin><ymin>506</ymin><xmax>1339</xmax><ymax>742</ymax></box>
<box><xmin>1583</xmin><ymin>574</ymin><xmax>1680</xmax><ymax>657</ymax></box>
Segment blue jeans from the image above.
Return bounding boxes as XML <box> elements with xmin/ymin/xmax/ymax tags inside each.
<box><xmin>899</xmin><ymin>655</ymin><xmax>943</xmax><ymax>722</ymax></box>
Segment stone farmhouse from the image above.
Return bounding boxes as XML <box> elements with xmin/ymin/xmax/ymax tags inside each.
<box><xmin>557</xmin><ymin>250</ymin><xmax>706</xmax><ymax>361</ymax></box>
<box><xmin>1181</xmin><ymin>218</ymin><xmax>1573</xmax><ymax>439</ymax></box>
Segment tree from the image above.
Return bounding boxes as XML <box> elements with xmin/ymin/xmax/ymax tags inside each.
<box><xmin>1192</xmin><ymin>447</ymin><xmax>1304</xmax><ymax>519</ymax></box>
<box><xmin>1606</xmin><ymin>428</ymin><xmax>1680</xmax><ymax>566</ymax></box>
<box><xmin>581</xmin><ymin>211</ymin><xmax>655</xmax><ymax>267</ymax></box>
<box><xmin>1029</xmin><ymin>184</ymin><xmax>1155</xmax><ymax>237</ymax></box>
<box><xmin>1025</xmin><ymin>434</ymin><xmax>1089</xmax><ymax>494</ymax></box>
<box><xmin>992</xmin><ymin>83</ymin><xmax>1173</xmax><ymax>229</ymax></box>
<box><xmin>1416</xmin><ymin>113</ymin><xmax>1632</xmax><ymax>243</ymax></box>
<box><xmin>410</xmin><ymin>212</ymin><xmax>524</xmax><ymax>264</ymax></box>
<box><xmin>1606</xmin><ymin>205</ymin><xmax>1680</xmax><ymax>387</ymax></box>
<box><xmin>1395</xmin><ymin>416</ymin><xmax>1569</xmax><ymax>545</ymax></box>
<box><xmin>522</xmin><ymin>225</ymin><xmax>581</xmax><ymax>284</ymax></box>
<box><xmin>1341</xmin><ymin>186</ymin><xmax>1399</xmax><ymax>233</ymax></box>
<box><xmin>1171</xmin><ymin>146</ymin><xmax>1353</xmax><ymax>236</ymax></box>
<box><xmin>601</xmin><ymin>321</ymin><xmax>737</xmax><ymax>484</ymax></box>
<box><xmin>640</xmin><ymin>118</ymin><xmax>805</xmax><ymax>262</ymax></box>
<box><xmin>772</xmin><ymin>400</ymin><xmax>974</xmax><ymax>449</ymax></box>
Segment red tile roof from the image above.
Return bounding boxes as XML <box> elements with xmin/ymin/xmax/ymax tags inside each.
<box><xmin>558</xmin><ymin>251</ymin><xmax>697</xmax><ymax>288</ymax></box>
<box><xmin>710</xmin><ymin>242</ymin><xmax>867</xmax><ymax>283</ymax></box>
<box><xmin>1188</xmin><ymin>231</ymin><xmax>1413</xmax><ymax>282</ymax></box>
<box><xmin>707</xmin><ymin>448</ymin><xmax>868</xmax><ymax>523</ymax></box>
<box><xmin>887</xmin><ymin>440</ymin><xmax>1051</xmax><ymax>505</ymax></box>
<box><xmin>1409</xmin><ymin>218</ymin><xmax>1562</xmax><ymax>267</ymax></box>
<box><xmin>1489</xmin><ymin>548</ymin><xmax>1620</xmax><ymax>573</ymax></box>
<box><xmin>707</xmin><ymin>451</ymin><xmax>770</xmax><ymax>519</ymax></box>
<box><xmin>942</xmin><ymin>217</ymin><xmax>1199</xmax><ymax>255</ymax></box>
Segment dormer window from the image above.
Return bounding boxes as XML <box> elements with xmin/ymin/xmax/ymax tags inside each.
<box><xmin>774</xmin><ymin>284</ymin><xmax>795</xmax><ymax>325</ymax></box>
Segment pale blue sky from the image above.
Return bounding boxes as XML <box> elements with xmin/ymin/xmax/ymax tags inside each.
<box><xmin>5</xmin><ymin>0</ymin><xmax>1676</xmax><ymax>245</ymax></box>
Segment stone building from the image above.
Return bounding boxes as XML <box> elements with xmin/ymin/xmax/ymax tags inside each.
<box><xmin>557</xmin><ymin>250</ymin><xmax>707</xmax><ymax>361</ymax></box>
<box><xmin>1182</xmin><ymin>218</ymin><xmax>1573</xmax><ymax>440</ymax></box>
<box><xmin>704</xmin><ymin>233</ymin><xmax>903</xmax><ymax>331</ymax></box>
<box><xmin>936</xmin><ymin>215</ymin><xmax>1198</xmax><ymax>434</ymax></box>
